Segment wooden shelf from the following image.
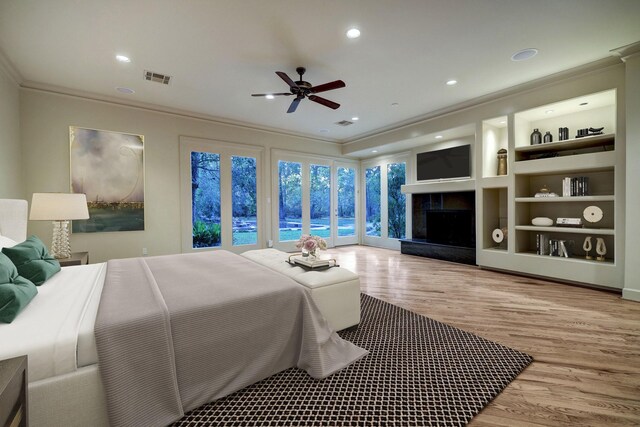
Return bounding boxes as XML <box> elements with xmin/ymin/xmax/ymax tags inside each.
<box><xmin>513</xmin><ymin>151</ymin><xmax>615</xmax><ymax>175</ymax></box>
<box><xmin>515</xmin><ymin>133</ymin><xmax>614</xmax><ymax>154</ymax></box>
<box><xmin>515</xmin><ymin>225</ymin><xmax>614</xmax><ymax>235</ymax></box>
<box><xmin>515</xmin><ymin>251</ymin><xmax>615</xmax><ymax>266</ymax></box>
<box><xmin>401</xmin><ymin>179</ymin><xmax>475</xmax><ymax>194</ymax></box>
<box><xmin>515</xmin><ymin>195</ymin><xmax>615</xmax><ymax>203</ymax></box>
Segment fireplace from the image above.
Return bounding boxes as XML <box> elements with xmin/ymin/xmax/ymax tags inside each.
<box><xmin>401</xmin><ymin>191</ymin><xmax>476</xmax><ymax>265</ymax></box>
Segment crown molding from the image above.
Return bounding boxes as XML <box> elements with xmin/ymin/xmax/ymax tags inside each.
<box><xmin>610</xmin><ymin>41</ymin><xmax>640</xmax><ymax>62</ymax></box>
<box><xmin>344</xmin><ymin>56</ymin><xmax>622</xmax><ymax>146</ymax></box>
<box><xmin>0</xmin><ymin>47</ymin><xmax>23</xmax><ymax>86</ymax></box>
<box><xmin>18</xmin><ymin>81</ymin><xmax>341</xmax><ymax>146</ymax></box>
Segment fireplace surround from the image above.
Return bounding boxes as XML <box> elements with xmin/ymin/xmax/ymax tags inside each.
<box><xmin>400</xmin><ymin>191</ymin><xmax>476</xmax><ymax>265</ymax></box>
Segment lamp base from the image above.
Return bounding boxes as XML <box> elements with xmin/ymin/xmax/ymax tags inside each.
<box><xmin>51</xmin><ymin>220</ymin><xmax>71</xmax><ymax>259</ymax></box>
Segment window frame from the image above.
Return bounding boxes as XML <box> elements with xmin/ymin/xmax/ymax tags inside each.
<box><xmin>180</xmin><ymin>136</ymin><xmax>264</xmax><ymax>253</ymax></box>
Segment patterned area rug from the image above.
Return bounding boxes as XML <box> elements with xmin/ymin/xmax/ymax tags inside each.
<box><xmin>173</xmin><ymin>294</ymin><xmax>532</xmax><ymax>426</ymax></box>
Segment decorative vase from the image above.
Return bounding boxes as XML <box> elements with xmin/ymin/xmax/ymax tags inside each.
<box><xmin>583</xmin><ymin>236</ymin><xmax>592</xmax><ymax>260</ymax></box>
<box><xmin>595</xmin><ymin>238</ymin><xmax>606</xmax><ymax>261</ymax></box>
<box><xmin>543</xmin><ymin>131</ymin><xmax>553</xmax><ymax>143</ymax></box>
<box><xmin>530</xmin><ymin>128</ymin><xmax>542</xmax><ymax>145</ymax></box>
<box><xmin>497</xmin><ymin>149</ymin><xmax>508</xmax><ymax>176</ymax></box>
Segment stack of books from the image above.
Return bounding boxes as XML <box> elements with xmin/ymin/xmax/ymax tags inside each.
<box><xmin>562</xmin><ymin>176</ymin><xmax>589</xmax><ymax>196</ymax></box>
<box><xmin>537</xmin><ymin>234</ymin><xmax>573</xmax><ymax>257</ymax></box>
<box><xmin>288</xmin><ymin>254</ymin><xmax>337</xmax><ymax>269</ymax></box>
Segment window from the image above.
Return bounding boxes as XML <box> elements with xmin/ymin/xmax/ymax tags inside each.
<box><xmin>365</xmin><ymin>166</ymin><xmax>381</xmax><ymax>237</ymax></box>
<box><xmin>181</xmin><ymin>137</ymin><xmax>263</xmax><ymax>253</ymax></box>
<box><xmin>191</xmin><ymin>152</ymin><xmax>221</xmax><ymax>248</ymax></box>
<box><xmin>337</xmin><ymin>167</ymin><xmax>356</xmax><ymax>237</ymax></box>
<box><xmin>387</xmin><ymin>162</ymin><xmax>406</xmax><ymax>239</ymax></box>
<box><xmin>310</xmin><ymin>164</ymin><xmax>331</xmax><ymax>238</ymax></box>
<box><xmin>231</xmin><ymin>156</ymin><xmax>257</xmax><ymax>246</ymax></box>
<box><xmin>278</xmin><ymin>161</ymin><xmax>302</xmax><ymax>241</ymax></box>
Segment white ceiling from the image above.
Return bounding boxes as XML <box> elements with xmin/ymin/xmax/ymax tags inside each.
<box><xmin>1</xmin><ymin>0</ymin><xmax>639</xmax><ymax>143</ymax></box>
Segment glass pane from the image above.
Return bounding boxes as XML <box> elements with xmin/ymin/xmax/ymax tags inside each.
<box><xmin>310</xmin><ymin>164</ymin><xmax>331</xmax><ymax>239</ymax></box>
<box><xmin>337</xmin><ymin>167</ymin><xmax>356</xmax><ymax>237</ymax></box>
<box><xmin>365</xmin><ymin>166</ymin><xmax>381</xmax><ymax>237</ymax></box>
<box><xmin>191</xmin><ymin>152</ymin><xmax>221</xmax><ymax>248</ymax></box>
<box><xmin>231</xmin><ymin>156</ymin><xmax>257</xmax><ymax>246</ymax></box>
<box><xmin>387</xmin><ymin>162</ymin><xmax>406</xmax><ymax>239</ymax></box>
<box><xmin>278</xmin><ymin>161</ymin><xmax>302</xmax><ymax>241</ymax></box>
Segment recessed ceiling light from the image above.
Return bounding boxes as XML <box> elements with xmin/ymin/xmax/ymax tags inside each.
<box><xmin>265</xmin><ymin>94</ymin><xmax>275</xmax><ymax>100</ymax></box>
<box><xmin>500</xmin><ymin>120</ymin><xmax>507</xmax><ymax>124</ymax></box>
<box><xmin>346</xmin><ymin>28</ymin><xmax>361</xmax><ymax>39</ymax></box>
<box><xmin>511</xmin><ymin>48</ymin><xmax>538</xmax><ymax>61</ymax></box>
<box><xmin>391</xmin><ymin>103</ymin><xmax>399</xmax><ymax>107</ymax></box>
<box><xmin>580</xmin><ymin>102</ymin><xmax>589</xmax><ymax>106</ymax></box>
<box><xmin>351</xmin><ymin>116</ymin><xmax>359</xmax><ymax>121</ymax></box>
<box><xmin>115</xmin><ymin>55</ymin><xmax>131</xmax><ymax>63</ymax></box>
<box><xmin>545</xmin><ymin>109</ymin><xmax>554</xmax><ymax>114</ymax></box>
<box><xmin>115</xmin><ymin>87</ymin><xmax>135</xmax><ymax>94</ymax></box>
<box><xmin>435</xmin><ymin>135</ymin><xmax>443</xmax><ymax>139</ymax></box>
<box><xmin>371</xmin><ymin>150</ymin><xmax>378</xmax><ymax>153</ymax></box>
<box><xmin>446</xmin><ymin>80</ymin><xmax>458</xmax><ymax>86</ymax></box>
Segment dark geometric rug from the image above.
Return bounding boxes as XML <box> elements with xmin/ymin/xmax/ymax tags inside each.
<box><xmin>173</xmin><ymin>294</ymin><xmax>532</xmax><ymax>426</ymax></box>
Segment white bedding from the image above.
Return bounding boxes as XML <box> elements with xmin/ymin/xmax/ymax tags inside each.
<box><xmin>0</xmin><ymin>263</ymin><xmax>105</xmax><ymax>382</ymax></box>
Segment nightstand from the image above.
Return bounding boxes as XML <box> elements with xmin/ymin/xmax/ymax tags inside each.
<box><xmin>58</xmin><ymin>252</ymin><xmax>89</xmax><ymax>267</ymax></box>
<box><xmin>0</xmin><ymin>356</ymin><xmax>28</xmax><ymax>427</ymax></box>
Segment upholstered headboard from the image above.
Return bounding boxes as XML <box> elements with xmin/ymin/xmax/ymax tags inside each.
<box><xmin>0</xmin><ymin>199</ymin><xmax>28</xmax><ymax>242</ymax></box>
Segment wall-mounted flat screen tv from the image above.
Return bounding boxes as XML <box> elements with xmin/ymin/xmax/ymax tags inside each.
<box><xmin>416</xmin><ymin>145</ymin><xmax>471</xmax><ymax>181</ymax></box>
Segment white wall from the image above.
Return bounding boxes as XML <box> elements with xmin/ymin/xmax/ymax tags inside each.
<box><xmin>0</xmin><ymin>63</ymin><xmax>23</xmax><ymax>199</ymax></box>
<box><xmin>623</xmin><ymin>53</ymin><xmax>640</xmax><ymax>300</ymax></box>
<box><xmin>19</xmin><ymin>89</ymin><xmax>346</xmax><ymax>262</ymax></box>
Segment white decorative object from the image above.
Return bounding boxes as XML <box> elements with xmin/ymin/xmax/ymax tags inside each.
<box><xmin>583</xmin><ymin>205</ymin><xmax>603</xmax><ymax>224</ymax></box>
<box><xmin>595</xmin><ymin>237</ymin><xmax>607</xmax><ymax>261</ymax></box>
<box><xmin>492</xmin><ymin>228</ymin><xmax>507</xmax><ymax>243</ymax></box>
<box><xmin>29</xmin><ymin>193</ymin><xmax>90</xmax><ymax>259</ymax></box>
<box><xmin>532</xmin><ymin>217</ymin><xmax>553</xmax><ymax>226</ymax></box>
<box><xmin>583</xmin><ymin>236</ymin><xmax>593</xmax><ymax>260</ymax></box>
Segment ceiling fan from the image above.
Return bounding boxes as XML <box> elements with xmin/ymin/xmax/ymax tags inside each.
<box><xmin>252</xmin><ymin>67</ymin><xmax>345</xmax><ymax>113</ymax></box>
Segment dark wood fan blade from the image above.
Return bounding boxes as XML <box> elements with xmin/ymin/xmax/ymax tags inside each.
<box><xmin>287</xmin><ymin>97</ymin><xmax>302</xmax><ymax>113</ymax></box>
<box><xmin>310</xmin><ymin>80</ymin><xmax>345</xmax><ymax>94</ymax></box>
<box><xmin>251</xmin><ymin>93</ymin><xmax>292</xmax><ymax>97</ymax></box>
<box><xmin>308</xmin><ymin>95</ymin><xmax>340</xmax><ymax>110</ymax></box>
<box><xmin>276</xmin><ymin>71</ymin><xmax>298</xmax><ymax>89</ymax></box>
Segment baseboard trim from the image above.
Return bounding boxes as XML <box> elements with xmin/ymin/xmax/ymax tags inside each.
<box><xmin>622</xmin><ymin>288</ymin><xmax>640</xmax><ymax>302</ymax></box>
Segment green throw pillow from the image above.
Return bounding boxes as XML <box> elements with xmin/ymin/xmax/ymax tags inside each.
<box><xmin>2</xmin><ymin>235</ymin><xmax>61</xmax><ymax>286</ymax></box>
<box><xmin>0</xmin><ymin>252</ymin><xmax>38</xmax><ymax>323</ymax></box>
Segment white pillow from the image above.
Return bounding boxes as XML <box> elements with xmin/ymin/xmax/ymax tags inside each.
<box><xmin>0</xmin><ymin>235</ymin><xmax>18</xmax><ymax>249</ymax></box>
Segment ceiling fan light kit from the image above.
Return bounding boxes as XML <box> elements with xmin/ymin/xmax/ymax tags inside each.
<box><xmin>252</xmin><ymin>67</ymin><xmax>345</xmax><ymax>113</ymax></box>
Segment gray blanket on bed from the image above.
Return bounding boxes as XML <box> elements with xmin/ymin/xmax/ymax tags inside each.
<box><xmin>95</xmin><ymin>251</ymin><xmax>367</xmax><ymax>427</ymax></box>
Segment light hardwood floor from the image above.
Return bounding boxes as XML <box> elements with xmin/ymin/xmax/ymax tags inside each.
<box><xmin>327</xmin><ymin>245</ymin><xmax>640</xmax><ymax>426</ymax></box>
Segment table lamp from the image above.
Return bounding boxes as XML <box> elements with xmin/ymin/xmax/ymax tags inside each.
<box><xmin>29</xmin><ymin>193</ymin><xmax>89</xmax><ymax>259</ymax></box>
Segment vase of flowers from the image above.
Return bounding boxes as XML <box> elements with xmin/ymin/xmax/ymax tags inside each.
<box><xmin>295</xmin><ymin>234</ymin><xmax>327</xmax><ymax>259</ymax></box>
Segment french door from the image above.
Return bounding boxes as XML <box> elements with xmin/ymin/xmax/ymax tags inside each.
<box><xmin>362</xmin><ymin>154</ymin><xmax>409</xmax><ymax>250</ymax></box>
<box><xmin>273</xmin><ymin>152</ymin><xmax>359</xmax><ymax>251</ymax></box>
<box><xmin>180</xmin><ymin>137</ymin><xmax>263</xmax><ymax>253</ymax></box>
<box><xmin>334</xmin><ymin>162</ymin><xmax>358</xmax><ymax>246</ymax></box>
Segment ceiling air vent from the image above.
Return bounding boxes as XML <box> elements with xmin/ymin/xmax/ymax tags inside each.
<box><xmin>144</xmin><ymin>70</ymin><xmax>171</xmax><ymax>85</ymax></box>
<box><xmin>335</xmin><ymin>120</ymin><xmax>354</xmax><ymax>127</ymax></box>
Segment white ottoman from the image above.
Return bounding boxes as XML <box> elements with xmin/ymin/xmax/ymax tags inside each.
<box><xmin>241</xmin><ymin>249</ymin><xmax>360</xmax><ymax>331</ymax></box>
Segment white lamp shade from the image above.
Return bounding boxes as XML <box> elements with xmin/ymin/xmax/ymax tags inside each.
<box><xmin>29</xmin><ymin>193</ymin><xmax>90</xmax><ymax>220</ymax></box>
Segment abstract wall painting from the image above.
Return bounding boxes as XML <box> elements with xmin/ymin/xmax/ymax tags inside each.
<box><xmin>70</xmin><ymin>127</ymin><xmax>145</xmax><ymax>232</ymax></box>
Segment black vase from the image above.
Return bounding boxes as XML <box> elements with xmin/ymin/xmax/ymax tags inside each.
<box><xmin>544</xmin><ymin>131</ymin><xmax>553</xmax><ymax>143</ymax></box>
<box><xmin>530</xmin><ymin>128</ymin><xmax>542</xmax><ymax>145</ymax></box>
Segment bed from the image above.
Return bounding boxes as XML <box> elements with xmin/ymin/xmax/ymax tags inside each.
<box><xmin>0</xmin><ymin>199</ymin><xmax>366</xmax><ymax>426</ymax></box>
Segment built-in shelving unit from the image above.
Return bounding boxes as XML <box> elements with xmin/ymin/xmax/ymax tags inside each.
<box><xmin>477</xmin><ymin>89</ymin><xmax>623</xmax><ymax>289</ymax></box>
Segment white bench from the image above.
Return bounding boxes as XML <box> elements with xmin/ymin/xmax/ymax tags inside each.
<box><xmin>241</xmin><ymin>249</ymin><xmax>360</xmax><ymax>331</ymax></box>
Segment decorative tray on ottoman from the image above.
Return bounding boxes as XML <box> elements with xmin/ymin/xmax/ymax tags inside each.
<box><xmin>287</xmin><ymin>254</ymin><xmax>339</xmax><ymax>271</ymax></box>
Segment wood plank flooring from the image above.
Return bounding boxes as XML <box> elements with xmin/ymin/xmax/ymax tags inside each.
<box><xmin>326</xmin><ymin>245</ymin><xmax>640</xmax><ymax>426</ymax></box>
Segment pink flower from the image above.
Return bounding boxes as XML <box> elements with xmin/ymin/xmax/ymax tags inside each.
<box><xmin>303</xmin><ymin>239</ymin><xmax>317</xmax><ymax>251</ymax></box>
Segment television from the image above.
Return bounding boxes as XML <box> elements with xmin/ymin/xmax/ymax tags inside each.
<box><xmin>416</xmin><ymin>145</ymin><xmax>471</xmax><ymax>181</ymax></box>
